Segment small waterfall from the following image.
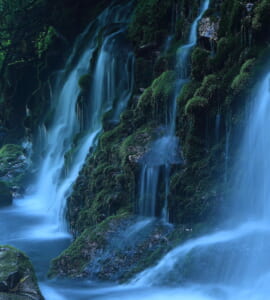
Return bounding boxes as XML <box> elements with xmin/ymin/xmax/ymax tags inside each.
<box><xmin>133</xmin><ymin>70</ymin><xmax>270</xmax><ymax>299</ymax></box>
<box><xmin>215</xmin><ymin>113</ymin><xmax>221</xmax><ymax>142</ymax></box>
<box><xmin>22</xmin><ymin>2</ymin><xmax>134</xmax><ymax>235</ymax></box>
<box><xmin>138</xmin><ymin>0</ymin><xmax>209</xmax><ymax>220</ymax></box>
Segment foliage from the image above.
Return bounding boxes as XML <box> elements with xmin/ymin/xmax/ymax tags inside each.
<box><xmin>184</xmin><ymin>96</ymin><xmax>208</xmax><ymax>115</ymax></box>
<box><xmin>252</xmin><ymin>0</ymin><xmax>270</xmax><ymax>39</ymax></box>
<box><xmin>35</xmin><ymin>26</ymin><xmax>56</xmax><ymax>58</ymax></box>
<box><xmin>128</xmin><ymin>0</ymin><xmax>173</xmax><ymax>46</ymax></box>
<box><xmin>191</xmin><ymin>47</ymin><xmax>211</xmax><ymax>80</ymax></box>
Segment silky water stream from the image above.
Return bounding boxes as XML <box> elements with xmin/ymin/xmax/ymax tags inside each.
<box><xmin>1</xmin><ymin>0</ymin><xmax>270</xmax><ymax>299</ymax></box>
<box><xmin>138</xmin><ymin>0</ymin><xmax>209</xmax><ymax>220</ymax></box>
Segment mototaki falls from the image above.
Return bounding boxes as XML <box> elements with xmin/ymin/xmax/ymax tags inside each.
<box><xmin>0</xmin><ymin>0</ymin><xmax>270</xmax><ymax>299</ymax></box>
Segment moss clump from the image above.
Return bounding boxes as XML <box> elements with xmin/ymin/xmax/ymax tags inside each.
<box><xmin>178</xmin><ymin>80</ymin><xmax>200</xmax><ymax>106</ymax></box>
<box><xmin>0</xmin><ymin>245</ymin><xmax>44</xmax><ymax>299</ymax></box>
<box><xmin>191</xmin><ymin>47</ymin><xmax>211</xmax><ymax>81</ymax></box>
<box><xmin>49</xmin><ymin>212</ymin><xmax>130</xmax><ymax>278</ymax></box>
<box><xmin>78</xmin><ymin>74</ymin><xmax>91</xmax><ymax>90</ymax></box>
<box><xmin>0</xmin><ymin>144</ymin><xmax>23</xmax><ymax>162</ymax></box>
<box><xmin>231</xmin><ymin>72</ymin><xmax>250</xmax><ymax>94</ymax></box>
<box><xmin>128</xmin><ymin>0</ymin><xmax>173</xmax><ymax>46</ymax></box>
<box><xmin>135</xmin><ymin>70</ymin><xmax>176</xmax><ymax>125</ymax></box>
<box><xmin>194</xmin><ymin>74</ymin><xmax>221</xmax><ymax>104</ymax></box>
<box><xmin>35</xmin><ymin>26</ymin><xmax>57</xmax><ymax>58</ymax></box>
<box><xmin>252</xmin><ymin>0</ymin><xmax>270</xmax><ymax>40</ymax></box>
<box><xmin>185</xmin><ymin>96</ymin><xmax>208</xmax><ymax>115</ymax></box>
<box><xmin>231</xmin><ymin>59</ymin><xmax>255</xmax><ymax>96</ymax></box>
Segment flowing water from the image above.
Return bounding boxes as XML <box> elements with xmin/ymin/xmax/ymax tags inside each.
<box><xmin>1</xmin><ymin>0</ymin><xmax>270</xmax><ymax>299</ymax></box>
<box><xmin>131</xmin><ymin>71</ymin><xmax>270</xmax><ymax>299</ymax></box>
<box><xmin>138</xmin><ymin>0</ymin><xmax>209</xmax><ymax>219</ymax></box>
<box><xmin>0</xmin><ymin>1</ymin><xmax>136</xmax><ymax>298</ymax></box>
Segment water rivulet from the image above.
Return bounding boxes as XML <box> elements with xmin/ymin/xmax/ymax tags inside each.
<box><xmin>138</xmin><ymin>0</ymin><xmax>209</xmax><ymax>219</ymax></box>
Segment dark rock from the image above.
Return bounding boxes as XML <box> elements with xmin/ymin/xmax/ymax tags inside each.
<box><xmin>6</xmin><ymin>271</ymin><xmax>21</xmax><ymax>290</ymax></box>
<box><xmin>0</xmin><ymin>246</ymin><xmax>44</xmax><ymax>300</ymax></box>
<box><xmin>0</xmin><ymin>181</ymin><xmax>12</xmax><ymax>207</ymax></box>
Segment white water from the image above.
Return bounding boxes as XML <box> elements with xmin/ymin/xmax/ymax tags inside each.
<box><xmin>2</xmin><ymin>1</ymin><xmax>270</xmax><ymax>300</ymax></box>
<box><xmin>138</xmin><ymin>0</ymin><xmax>209</xmax><ymax>219</ymax></box>
<box><xmin>0</xmin><ymin>1</ymin><xmax>136</xmax><ymax>299</ymax></box>
<box><xmin>130</xmin><ymin>72</ymin><xmax>270</xmax><ymax>298</ymax></box>
<box><xmin>19</xmin><ymin>2</ymin><xmax>134</xmax><ymax>237</ymax></box>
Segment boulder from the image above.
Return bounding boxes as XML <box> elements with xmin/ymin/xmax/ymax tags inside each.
<box><xmin>0</xmin><ymin>246</ymin><xmax>44</xmax><ymax>300</ymax></box>
<box><xmin>0</xmin><ymin>144</ymin><xmax>30</xmax><ymax>198</ymax></box>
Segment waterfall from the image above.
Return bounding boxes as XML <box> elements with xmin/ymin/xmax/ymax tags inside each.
<box><xmin>138</xmin><ymin>0</ymin><xmax>209</xmax><ymax>219</ymax></box>
<box><xmin>133</xmin><ymin>71</ymin><xmax>270</xmax><ymax>299</ymax></box>
<box><xmin>20</xmin><ymin>1</ymin><xmax>134</xmax><ymax>235</ymax></box>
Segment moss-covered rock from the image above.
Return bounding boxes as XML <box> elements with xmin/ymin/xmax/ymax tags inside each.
<box><xmin>135</xmin><ymin>70</ymin><xmax>176</xmax><ymax>125</ymax></box>
<box><xmin>0</xmin><ymin>144</ymin><xmax>29</xmax><ymax>196</ymax></box>
<box><xmin>184</xmin><ymin>96</ymin><xmax>208</xmax><ymax>115</ymax></box>
<box><xmin>128</xmin><ymin>0</ymin><xmax>173</xmax><ymax>47</ymax></box>
<box><xmin>0</xmin><ymin>246</ymin><xmax>44</xmax><ymax>300</ymax></box>
<box><xmin>49</xmin><ymin>213</ymin><xmax>203</xmax><ymax>281</ymax></box>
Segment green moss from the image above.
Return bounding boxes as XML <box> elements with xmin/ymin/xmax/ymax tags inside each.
<box><xmin>49</xmin><ymin>212</ymin><xmax>130</xmax><ymax>278</ymax></box>
<box><xmin>151</xmin><ymin>70</ymin><xmax>176</xmax><ymax>99</ymax></box>
<box><xmin>191</xmin><ymin>47</ymin><xmax>211</xmax><ymax>80</ymax></box>
<box><xmin>135</xmin><ymin>70</ymin><xmax>176</xmax><ymax>125</ymax></box>
<box><xmin>177</xmin><ymin>80</ymin><xmax>200</xmax><ymax>106</ymax></box>
<box><xmin>240</xmin><ymin>58</ymin><xmax>256</xmax><ymax>74</ymax></box>
<box><xmin>194</xmin><ymin>74</ymin><xmax>221</xmax><ymax>105</ymax></box>
<box><xmin>0</xmin><ymin>245</ymin><xmax>43</xmax><ymax>299</ymax></box>
<box><xmin>0</xmin><ymin>144</ymin><xmax>23</xmax><ymax>161</ymax></box>
<box><xmin>119</xmin><ymin>125</ymin><xmax>154</xmax><ymax>166</ymax></box>
<box><xmin>35</xmin><ymin>26</ymin><xmax>57</xmax><ymax>58</ymax></box>
<box><xmin>128</xmin><ymin>0</ymin><xmax>173</xmax><ymax>46</ymax></box>
<box><xmin>78</xmin><ymin>74</ymin><xmax>91</xmax><ymax>90</ymax></box>
<box><xmin>185</xmin><ymin>96</ymin><xmax>208</xmax><ymax>115</ymax></box>
<box><xmin>252</xmin><ymin>0</ymin><xmax>270</xmax><ymax>39</ymax></box>
<box><xmin>231</xmin><ymin>71</ymin><xmax>249</xmax><ymax>90</ymax></box>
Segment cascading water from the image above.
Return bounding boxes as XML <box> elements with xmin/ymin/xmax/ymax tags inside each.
<box><xmin>19</xmin><ymin>2</ymin><xmax>134</xmax><ymax>236</ymax></box>
<box><xmin>138</xmin><ymin>0</ymin><xmax>209</xmax><ymax>219</ymax></box>
<box><xmin>132</xmin><ymin>71</ymin><xmax>270</xmax><ymax>299</ymax></box>
<box><xmin>1</xmin><ymin>1</ymin><xmax>270</xmax><ymax>300</ymax></box>
<box><xmin>0</xmin><ymin>1</ymin><xmax>136</xmax><ymax>298</ymax></box>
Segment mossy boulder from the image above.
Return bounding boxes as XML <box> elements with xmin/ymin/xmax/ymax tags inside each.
<box><xmin>185</xmin><ymin>96</ymin><xmax>208</xmax><ymax>115</ymax></box>
<box><xmin>0</xmin><ymin>144</ymin><xmax>29</xmax><ymax>196</ymax></box>
<box><xmin>128</xmin><ymin>0</ymin><xmax>173</xmax><ymax>46</ymax></box>
<box><xmin>230</xmin><ymin>58</ymin><xmax>255</xmax><ymax>97</ymax></box>
<box><xmin>0</xmin><ymin>246</ymin><xmax>44</xmax><ymax>300</ymax></box>
<box><xmin>135</xmin><ymin>70</ymin><xmax>176</xmax><ymax>125</ymax></box>
<box><xmin>49</xmin><ymin>213</ymin><xmax>200</xmax><ymax>282</ymax></box>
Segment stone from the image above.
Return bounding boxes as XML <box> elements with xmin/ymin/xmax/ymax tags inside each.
<box><xmin>0</xmin><ymin>246</ymin><xmax>44</xmax><ymax>300</ymax></box>
<box><xmin>198</xmin><ymin>17</ymin><xmax>220</xmax><ymax>41</ymax></box>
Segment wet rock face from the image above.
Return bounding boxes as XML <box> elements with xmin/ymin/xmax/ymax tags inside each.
<box><xmin>49</xmin><ymin>214</ymin><xmax>198</xmax><ymax>282</ymax></box>
<box><xmin>0</xmin><ymin>144</ymin><xmax>30</xmax><ymax>199</ymax></box>
<box><xmin>0</xmin><ymin>181</ymin><xmax>12</xmax><ymax>207</ymax></box>
<box><xmin>0</xmin><ymin>246</ymin><xmax>44</xmax><ymax>300</ymax></box>
<box><xmin>198</xmin><ymin>17</ymin><xmax>219</xmax><ymax>41</ymax></box>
